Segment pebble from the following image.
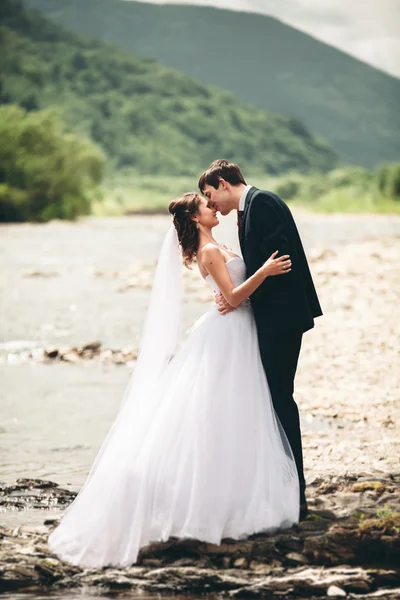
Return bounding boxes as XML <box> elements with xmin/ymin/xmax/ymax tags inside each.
<box><xmin>327</xmin><ymin>585</ymin><xmax>347</xmax><ymax>597</ymax></box>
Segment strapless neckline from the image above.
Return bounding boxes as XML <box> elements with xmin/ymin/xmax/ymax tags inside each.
<box><xmin>204</xmin><ymin>256</ymin><xmax>242</xmax><ymax>281</ymax></box>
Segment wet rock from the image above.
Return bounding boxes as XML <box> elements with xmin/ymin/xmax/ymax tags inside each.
<box><xmin>348</xmin><ymin>579</ymin><xmax>371</xmax><ymax>593</ymax></box>
<box><xmin>44</xmin><ymin>347</ymin><xmax>59</xmax><ymax>359</ymax></box>
<box><xmin>60</xmin><ymin>350</ymin><xmax>80</xmax><ymax>364</ymax></box>
<box><xmin>310</xmin><ymin>509</ymin><xmax>338</xmax><ymax>520</ymax></box>
<box><xmin>83</xmin><ymin>572</ymin><xmax>135</xmax><ymax>590</ymax></box>
<box><xmin>229</xmin><ymin>566</ymin><xmax>377</xmax><ymax>598</ymax></box>
<box><xmin>248</xmin><ymin>561</ymin><xmax>272</xmax><ymax>574</ymax></box>
<box><xmin>327</xmin><ymin>584</ymin><xmax>347</xmax><ymax>596</ymax></box>
<box><xmin>23</xmin><ymin>270</ymin><xmax>59</xmax><ymax>278</ymax></box>
<box><xmin>7</xmin><ymin>342</ymin><xmax>138</xmax><ymax>365</ymax></box>
<box><xmin>0</xmin><ymin>564</ymin><xmax>39</xmax><ymax>592</ymax></box>
<box><xmin>15</xmin><ymin>478</ymin><xmax>58</xmax><ymax>489</ymax></box>
<box><xmin>1</xmin><ymin>475</ymin><xmax>400</xmax><ymax>596</ymax></box>
<box><xmin>233</xmin><ymin>557</ymin><xmax>248</xmax><ymax>569</ymax></box>
<box><xmin>141</xmin><ymin>558</ymin><xmax>163</xmax><ymax>568</ymax></box>
<box><xmin>0</xmin><ymin>520</ymin><xmax>398</xmax><ymax>598</ymax></box>
<box><xmin>43</xmin><ymin>518</ymin><xmax>60</xmax><ymax>526</ymax></box>
<box><xmin>276</xmin><ymin>535</ymin><xmax>303</xmax><ymax>552</ymax></box>
<box><xmin>204</xmin><ymin>542</ymin><xmax>246</xmax><ymax>556</ymax></box>
<box><xmin>285</xmin><ymin>552</ymin><xmax>308</xmax><ymax>565</ymax></box>
<box><xmin>0</xmin><ymin>479</ymin><xmax>75</xmax><ymax>511</ymax></box>
<box><xmin>81</xmin><ymin>340</ymin><xmax>102</xmax><ymax>352</ymax></box>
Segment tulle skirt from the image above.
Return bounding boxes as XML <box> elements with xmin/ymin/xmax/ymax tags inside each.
<box><xmin>48</xmin><ymin>303</ymin><xmax>299</xmax><ymax>568</ymax></box>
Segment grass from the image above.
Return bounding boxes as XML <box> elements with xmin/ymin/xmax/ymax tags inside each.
<box><xmin>297</xmin><ymin>187</ymin><xmax>400</xmax><ymax>214</ymax></box>
<box><xmin>351</xmin><ymin>481</ymin><xmax>386</xmax><ymax>496</ymax></box>
<box><xmin>92</xmin><ymin>174</ymin><xmax>195</xmax><ymax>216</ymax></box>
<box><xmin>92</xmin><ymin>172</ymin><xmax>400</xmax><ymax>217</ymax></box>
<box><xmin>305</xmin><ymin>513</ymin><xmax>324</xmax><ymax>522</ymax></box>
<box><xmin>355</xmin><ymin>508</ymin><xmax>400</xmax><ymax>535</ymax></box>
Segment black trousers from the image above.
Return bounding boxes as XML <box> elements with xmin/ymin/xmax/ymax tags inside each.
<box><xmin>257</xmin><ymin>329</ymin><xmax>306</xmax><ymax>504</ymax></box>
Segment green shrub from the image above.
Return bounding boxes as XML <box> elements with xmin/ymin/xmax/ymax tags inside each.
<box><xmin>0</xmin><ymin>183</ymin><xmax>29</xmax><ymax>221</ymax></box>
<box><xmin>275</xmin><ymin>175</ymin><xmax>302</xmax><ymax>200</ymax></box>
<box><xmin>327</xmin><ymin>167</ymin><xmax>373</xmax><ymax>189</ymax></box>
<box><xmin>376</xmin><ymin>163</ymin><xmax>400</xmax><ymax>199</ymax></box>
<box><xmin>0</xmin><ymin>105</ymin><xmax>105</xmax><ymax>222</ymax></box>
<box><xmin>265</xmin><ymin>164</ymin><xmax>400</xmax><ymax>214</ymax></box>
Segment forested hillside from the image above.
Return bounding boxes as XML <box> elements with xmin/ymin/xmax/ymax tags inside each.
<box><xmin>26</xmin><ymin>0</ymin><xmax>400</xmax><ymax>168</ymax></box>
<box><xmin>0</xmin><ymin>0</ymin><xmax>337</xmax><ymax>176</ymax></box>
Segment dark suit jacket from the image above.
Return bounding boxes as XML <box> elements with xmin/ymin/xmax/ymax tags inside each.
<box><xmin>240</xmin><ymin>187</ymin><xmax>322</xmax><ymax>336</ymax></box>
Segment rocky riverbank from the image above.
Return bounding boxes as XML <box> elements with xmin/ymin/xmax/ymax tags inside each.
<box><xmin>1</xmin><ymin>475</ymin><xmax>399</xmax><ymax>597</ymax></box>
<box><xmin>0</xmin><ymin>340</ymin><xmax>138</xmax><ymax>366</ymax></box>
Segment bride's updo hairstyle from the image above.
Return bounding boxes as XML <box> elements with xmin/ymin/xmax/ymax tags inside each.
<box><xmin>169</xmin><ymin>192</ymin><xmax>202</xmax><ymax>268</ymax></box>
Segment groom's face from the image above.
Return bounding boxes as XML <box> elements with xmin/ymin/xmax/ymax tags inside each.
<box><xmin>202</xmin><ymin>182</ymin><xmax>233</xmax><ymax>216</ymax></box>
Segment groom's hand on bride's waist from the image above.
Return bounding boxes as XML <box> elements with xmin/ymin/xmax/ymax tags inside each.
<box><xmin>215</xmin><ymin>292</ymin><xmax>236</xmax><ymax>315</ymax></box>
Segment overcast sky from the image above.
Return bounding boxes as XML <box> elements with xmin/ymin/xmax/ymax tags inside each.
<box><xmin>129</xmin><ymin>0</ymin><xmax>400</xmax><ymax>78</ymax></box>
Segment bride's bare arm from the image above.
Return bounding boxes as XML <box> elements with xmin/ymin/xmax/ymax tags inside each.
<box><xmin>200</xmin><ymin>245</ymin><xmax>291</xmax><ymax>309</ymax></box>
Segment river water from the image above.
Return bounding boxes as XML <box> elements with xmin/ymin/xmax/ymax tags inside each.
<box><xmin>2</xmin><ymin>594</ymin><xmax>165</xmax><ymax>600</ymax></box>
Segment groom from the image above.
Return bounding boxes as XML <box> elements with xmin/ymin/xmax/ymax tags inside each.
<box><xmin>198</xmin><ymin>159</ymin><xmax>323</xmax><ymax>519</ymax></box>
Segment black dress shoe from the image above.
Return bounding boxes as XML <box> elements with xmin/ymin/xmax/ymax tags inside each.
<box><xmin>299</xmin><ymin>503</ymin><xmax>309</xmax><ymax>521</ymax></box>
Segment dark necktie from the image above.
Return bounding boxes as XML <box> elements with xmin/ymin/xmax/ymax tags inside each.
<box><xmin>237</xmin><ymin>210</ymin><xmax>244</xmax><ymax>245</ymax></box>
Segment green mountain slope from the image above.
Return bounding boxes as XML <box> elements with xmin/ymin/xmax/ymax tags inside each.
<box><xmin>0</xmin><ymin>0</ymin><xmax>337</xmax><ymax>176</ymax></box>
<box><xmin>26</xmin><ymin>0</ymin><xmax>400</xmax><ymax>168</ymax></box>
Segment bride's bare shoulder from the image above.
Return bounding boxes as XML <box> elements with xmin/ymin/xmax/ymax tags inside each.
<box><xmin>197</xmin><ymin>244</ymin><xmax>224</xmax><ymax>279</ymax></box>
<box><xmin>198</xmin><ymin>243</ymin><xmax>225</xmax><ymax>266</ymax></box>
<box><xmin>199</xmin><ymin>243</ymin><xmax>223</xmax><ymax>259</ymax></box>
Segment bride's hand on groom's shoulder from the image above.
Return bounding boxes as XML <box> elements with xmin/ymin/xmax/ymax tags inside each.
<box><xmin>262</xmin><ymin>251</ymin><xmax>292</xmax><ymax>277</ymax></box>
<box><xmin>215</xmin><ymin>292</ymin><xmax>236</xmax><ymax>315</ymax></box>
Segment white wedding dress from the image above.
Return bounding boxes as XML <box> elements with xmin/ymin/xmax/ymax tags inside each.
<box><xmin>48</xmin><ymin>254</ymin><xmax>299</xmax><ymax>568</ymax></box>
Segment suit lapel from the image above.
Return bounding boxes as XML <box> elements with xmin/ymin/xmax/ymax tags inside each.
<box><xmin>243</xmin><ymin>186</ymin><xmax>257</xmax><ymax>222</ymax></box>
<box><xmin>240</xmin><ymin>186</ymin><xmax>258</xmax><ymax>255</ymax></box>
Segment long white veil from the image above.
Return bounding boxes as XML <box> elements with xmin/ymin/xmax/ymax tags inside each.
<box><xmin>71</xmin><ymin>223</ymin><xmax>183</xmax><ymax>489</ymax></box>
<box><xmin>118</xmin><ymin>223</ymin><xmax>183</xmax><ymax>412</ymax></box>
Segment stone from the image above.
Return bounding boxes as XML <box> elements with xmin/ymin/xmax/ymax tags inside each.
<box><xmin>233</xmin><ymin>557</ymin><xmax>248</xmax><ymax>569</ymax></box>
<box><xmin>1</xmin><ymin>474</ymin><xmax>400</xmax><ymax>596</ymax></box>
<box><xmin>276</xmin><ymin>535</ymin><xmax>303</xmax><ymax>552</ymax></box>
<box><xmin>16</xmin><ymin>478</ymin><xmax>58</xmax><ymax>489</ymax></box>
<box><xmin>205</xmin><ymin>542</ymin><xmax>242</xmax><ymax>555</ymax></box>
<box><xmin>0</xmin><ymin>480</ymin><xmax>75</xmax><ymax>511</ymax></box>
<box><xmin>60</xmin><ymin>351</ymin><xmax>80</xmax><ymax>363</ymax></box>
<box><xmin>311</xmin><ymin>509</ymin><xmax>337</xmax><ymax>520</ymax></box>
<box><xmin>346</xmin><ymin>579</ymin><xmax>370</xmax><ymax>593</ymax></box>
<box><xmin>249</xmin><ymin>561</ymin><xmax>272</xmax><ymax>574</ymax></box>
<box><xmin>23</xmin><ymin>270</ymin><xmax>58</xmax><ymax>278</ymax></box>
<box><xmin>4</xmin><ymin>343</ymin><xmax>147</xmax><ymax>365</ymax></box>
<box><xmin>81</xmin><ymin>340</ymin><xmax>102</xmax><ymax>352</ymax></box>
<box><xmin>141</xmin><ymin>558</ymin><xmax>163</xmax><ymax>568</ymax></box>
<box><xmin>43</xmin><ymin>518</ymin><xmax>60</xmax><ymax>526</ymax></box>
<box><xmin>327</xmin><ymin>584</ymin><xmax>347</xmax><ymax>596</ymax></box>
<box><xmin>285</xmin><ymin>552</ymin><xmax>308</xmax><ymax>565</ymax></box>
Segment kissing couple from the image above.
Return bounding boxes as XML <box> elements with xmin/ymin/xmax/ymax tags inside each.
<box><xmin>48</xmin><ymin>159</ymin><xmax>323</xmax><ymax>568</ymax></box>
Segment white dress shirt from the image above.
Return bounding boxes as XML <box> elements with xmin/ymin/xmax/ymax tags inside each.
<box><xmin>239</xmin><ymin>184</ymin><xmax>252</xmax><ymax>211</ymax></box>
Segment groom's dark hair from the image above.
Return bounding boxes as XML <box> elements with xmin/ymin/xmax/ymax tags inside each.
<box><xmin>198</xmin><ymin>159</ymin><xmax>247</xmax><ymax>193</ymax></box>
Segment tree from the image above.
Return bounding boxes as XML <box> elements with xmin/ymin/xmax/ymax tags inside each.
<box><xmin>0</xmin><ymin>105</ymin><xmax>105</xmax><ymax>222</ymax></box>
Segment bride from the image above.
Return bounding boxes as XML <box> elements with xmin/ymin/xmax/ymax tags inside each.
<box><xmin>48</xmin><ymin>192</ymin><xmax>299</xmax><ymax>568</ymax></box>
